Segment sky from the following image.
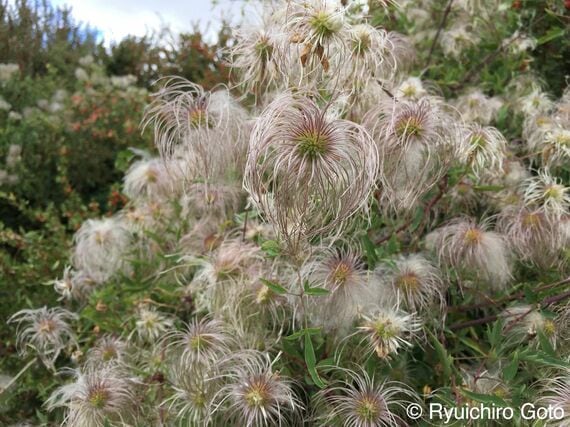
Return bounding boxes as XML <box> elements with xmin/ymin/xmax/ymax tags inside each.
<box><xmin>48</xmin><ymin>0</ymin><xmax>253</xmax><ymax>45</ymax></box>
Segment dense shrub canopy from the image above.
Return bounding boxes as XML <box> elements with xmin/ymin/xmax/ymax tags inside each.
<box><xmin>0</xmin><ymin>0</ymin><xmax>569</xmax><ymax>425</ymax></box>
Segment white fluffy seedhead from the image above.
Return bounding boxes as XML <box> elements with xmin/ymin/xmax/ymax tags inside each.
<box><xmin>334</xmin><ymin>24</ymin><xmax>396</xmax><ymax>95</ymax></box>
<box><xmin>440</xmin><ymin>24</ymin><xmax>479</xmax><ymax>59</ymax></box>
<box><xmin>523</xmin><ymin>169</ymin><xmax>570</xmax><ymax>219</ymax></box>
<box><xmin>394</xmin><ymin>76</ymin><xmax>429</xmax><ymax>101</ymax></box>
<box><xmin>72</xmin><ymin>217</ymin><xmax>132</xmax><ymax>284</ymax></box>
<box><xmin>364</xmin><ymin>97</ymin><xmax>457</xmax><ymax>212</ymax></box>
<box><xmin>497</xmin><ymin>205</ymin><xmax>565</xmax><ymax>268</ymax></box>
<box><xmin>181</xmin><ymin>182</ymin><xmax>243</xmax><ymax>220</ymax></box>
<box><xmin>384</xmin><ymin>31</ymin><xmax>415</xmax><ymax>73</ymax></box>
<box><xmin>373</xmin><ymin>254</ymin><xmax>445</xmax><ymax>313</ymax></box>
<box><xmin>244</xmin><ymin>92</ymin><xmax>378</xmax><ymax>252</ymax></box>
<box><xmin>123</xmin><ymin>157</ymin><xmax>176</xmax><ymax>201</ymax></box>
<box><xmin>517</xmin><ymin>88</ymin><xmax>553</xmax><ymax>117</ymax></box>
<box><xmin>164</xmin><ymin>359</ymin><xmax>221</xmax><ymax>425</ymax></box>
<box><xmin>53</xmin><ymin>267</ymin><xmax>98</xmax><ymax>301</ymax></box>
<box><xmin>143</xmin><ymin>78</ymin><xmax>248</xmax><ymax>181</ymax></box>
<box><xmin>9</xmin><ymin>306</ymin><xmax>77</xmax><ymax>367</ymax></box>
<box><xmin>86</xmin><ymin>335</ymin><xmax>129</xmax><ymax>367</ymax></box>
<box><xmin>45</xmin><ymin>365</ymin><xmax>138</xmax><ymax>427</ymax></box>
<box><xmin>540</xmin><ymin>127</ymin><xmax>570</xmax><ymax>168</ymax></box>
<box><xmin>355</xmin><ymin>305</ymin><xmax>421</xmax><ymax>360</ymax></box>
<box><xmin>524</xmin><ymin>112</ymin><xmax>570</xmax><ymax>169</ymax></box>
<box><xmin>536</xmin><ymin>370</ymin><xmax>570</xmax><ymax>427</ymax></box>
<box><xmin>283</xmin><ymin>0</ymin><xmax>349</xmax><ymax>83</ymax></box>
<box><xmin>187</xmin><ymin>239</ymin><xmax>263</xmax><ymax>309</ymax></box>
<box><xmin>502</xmin><ymin>305</ymin><xmax>559</xmax><ymax>349</ymax></box>
<box><xmin>228</xmin><ymin>11</ymin><xmax>289</xmax><ymax>100</ymax></box>
<box><xmin>211</xmin><ymin>351</ymin><xmax>303</xmax><ymax>426</ymax></box>
<box><xmin>429</xmin><ymin>218</ymin><xmax>512</xmax><ymax>290</ymax></box>
<box><xmin>314</xmin><ymin>367</ymin><xmax>419</xmax><ymax>427</ymax></box>
<box><xmin>454</xmin><ymin>89</ymin><xmax>502</xmax><ymax>125</ymax></box>
<box><xmin>457</xmin><ymin>124</ymin><xmax>507</xmax><ymax>177</ymax></box>
<box><xmin>303</xmin><ymin>246</ymin><xmax>370</xmax><ymax>333</ymax></box>
<box><xmin>165</xmin><ymin>317</ymin><xmax>234</xmax><ymax>368</ymax></box>
<box><xmin>134</xmin><ymin>306</ymin><xmax>173</xmax><ymax>343</ymax></box>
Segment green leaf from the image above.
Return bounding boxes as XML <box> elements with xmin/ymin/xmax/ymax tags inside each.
<box><xmin>537</xmin><ymin>330</ymin><xmax>556</xmax><ymax>357</ymax></box>
<box><xmin>537</xmin><ymin>27</ymin><xmax>565</xmax><ymax>45</ymax></box>
<box><xmin>259</xmin><ymin>278</ymin><xmax>287</xmax><ymax>295</ymax></box>
<box><xmin>304</xmin><ymin>287</ymin><xmax>330</xmax><ymax>296</ymax></box>
<box><xmin>284</xmin><ymin>327</ymin><xmax>321</xmax><ymax>341</ymax></box>
<box><xmin>304</xmin><ymin>331</ymin><xmax>326</xmax><ymax>388</ymax></box>
<box><xmin>523</xmin><ymin>286</ymin><xmax>539</xmax><ymax>304</ymax></box>
<box><xmin>460</xmin><ymin>389</ymin><xmax>508</xmax><ymax>407</ymax></box>
<box><xmin>387</xmin><ymin>234</ymin><xmax>400</xmax><ymax>254</ymax></box>
<box><xmin>503</xmin><ymin>354</ymin><xmax>519</xmax><ymax>382</ymax></box>
<box><xmin>487</xmin><ymin>320</ymin><xmax>503</xmax><ymax>349</ymax></box>
<box><xmin>458</xmin><ymin>337</ymin><xmax>487</xmax><ymax>357</ymax></box>
<box><xmin>520</xmin><ymin>351</ymin><xmax>570</xmax><ymax>369</ymax></box>
<box><xmin>316</xmin><ymin>357</ymin><xmax>335</xmax><ymax>368</ymax></box>
<box><xmin>261</xmin><ymin>240</ymin><xmax>280</xmax><ymax>258</ymax></box>
<box><xmin>303</xmin><ymin>281</ymin><xmax>330</xmax><ymax>296</ymax></box>
<box><xmin>428</xmin><ymin>330</ymin><xmax>453</xmax><ymax>378</ymax></box>
<box><xmin>361</xmin><ymin>234</ymin><xmax>378</xmax><ymax>268</ymax></box>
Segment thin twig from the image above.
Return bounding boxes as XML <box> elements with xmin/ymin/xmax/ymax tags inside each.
<box><xmin>0</xmin><ymin>358</ymin><xmax>36</xmax><ymax>395</ymax></box>
<box><xmin>449</xmin><ymin>280</ymin><xmax>570</xmax><ymax>331</ymax></box>
<box><xmin>241</xmin><ymin>208</ymin><xmax>249</xmax><ymax>242</ymax></box>
<box><xmin>448</xmin><ymin>277</ymin><xmax>570</xmax><ymax>313</ymax></box>
<box><xmin>425</xmin><ymin>0</ymin><xmax>455</xmax><ymax>68</ymax></box>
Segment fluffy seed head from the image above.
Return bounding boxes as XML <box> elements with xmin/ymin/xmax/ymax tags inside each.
<box><xmin>497</xmin><ymin>205</ymin><xmax>565</xmax><ymax>268</ymax></box>
<box><xmin>440</xmin><ymin>24</ymin><xmax>479</xmax><ymax>59</ymax></box>
<box><xmin>395</xmin><ymin>77</ymin><xmax>428</xmax><ymax>100</ymax></box>
<box><xmin>87</xmin><ymin>335</ymin><xmax>128</xmax><ymax>367</ymax></box>
<box><xmin>134</xmin><ymin>307</ymin><xmax>173</xmax><ymax>343</ymax></box>
<box><xmin>523</xmin><ymin>170</ymin><xmax>570</xmax><ymax>218</ymax></box>
<box><xmin>212</xmin><ymin>352</ymin><xmax>303</xmax><ymax>426</ymax></box>
<box><xmin>502</xmin><ymin>305</ymin><xmax>559</xmax><ymax>349</ymax></box>
<box><xmin>9</xmin><ymin>306</ymin><xmax>77</xmax><ymax>367</ymax></box>
<box><xmin>536</xmin><ymin>370</ymin><xmax>570</xmax><ymax>427</ymax></box>
<box><xmin>45</xmin><ymin>365</ymin><xmax>137</xmax><ymax>427</ymax></box>
<box><xmin>164</xmin><ymin>359</ymin><xmax>221</xmax><ymax>425</ymax></box>
<box><xmin>364</xmin><ymin>97</ymin><xmax>456</xmax><ymax>211</ymax></box>
<box><xmin>518</xmin><ymin>88</ymin><xmax>553</xmax><ymax>116</ymax></box>
<box><xmin>228</xmin><ymin>14</ymin><xmax>288</xmax><ymax>98</ymax></box>
<box><xmin>165</xmin><ymin>317</ymin><xmax>233</xmax><ymax>367</ymax></box>
<box><xmin>244</xmin><ymin>92</ymin><xmax>378</xmax><ymax>252</ymax></box>
<box><xmin>457</xmin><ymin>124</ymin><xmax>506</xmax><ymax>177</ymax></box>
<box><xmin>454</xmin><ymin>89</ymin><xmax>502</xmax><ymax>125</ymax></box>
<box><xmin>123</xmin><ymin>157</ymin><xmax>175</xmax><ymax>201</ymax></box>
<box><xmin>336</xmin><ymin>24</ymin><xmax>396</xmax><ymax>92</ymax></box>
<box><xmin>182</xmin><ymin>182</ymin><xmax>242</xmax><ymax>220</ymax></box>
<box><xmin>374</xmin><ymin>254</ymin><xmax>445</xmax><ymax>312</ymax></box>
<box><xmin>143</xmin><ymin>78</ymin><xmax>248</xmax><ymax>181</ymax></box>
<box><xmin>72</xmin><ymin>217</ymin><xmax>132</xmax><ymax>284</ymax></box>
<box><xmin>285</xmin><ymin>0</ymin><xmax>347</xmax><ymax>77</ymax></box>
<box><xmin>315</xmin><ymin>368</ymin><xmax>419</xmax><ymax>427</ymax></box>
<box><xmin>429</xmin><ymin>218</ymin><xmax>512</xmax><ymax>290</ymax></box>
<box><xmin>541</xmin><ymin>127</ymin><xmax>570</xmax><ymax>168</ymax></box>
<box><xmin>303</xmin><ymin>246</ymin><xmax>370</xmax><ymax>332</ymax></box>
<box><xmin>53</xmin><ymin>267</ymin><xmax>98</xmax><ymax>301</ymax></box>
<box><xmin>356</xmin><ymin>306</ymin><xmax>421</xmax><ymax>359</ymax></box>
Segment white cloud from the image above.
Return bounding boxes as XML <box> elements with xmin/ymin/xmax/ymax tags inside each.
<box><xmin>49</xmin><ymin>0</ymin><xmax>253</xmax><ymax>45</ymax></box>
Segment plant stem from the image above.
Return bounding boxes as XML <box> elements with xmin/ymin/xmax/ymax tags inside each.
<box><xmin>449</xmin><ymin>279</ymin><xmax>570</xmax><ymax>331</ymax></box>
<box><xmin>425</xmin><ymin>0</ymin><xmax>455</xmax><ymax>68</ymax></box>
<box><xmin>0</xmin><ymin>358</ymin><xmax>36</xmax><ymax>395</ymax></box>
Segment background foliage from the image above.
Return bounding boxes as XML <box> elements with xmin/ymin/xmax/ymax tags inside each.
<box><xmin>0</xmin><ymin>0</ymin><xmax>569</xmax><ymax>425</ymax></box>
